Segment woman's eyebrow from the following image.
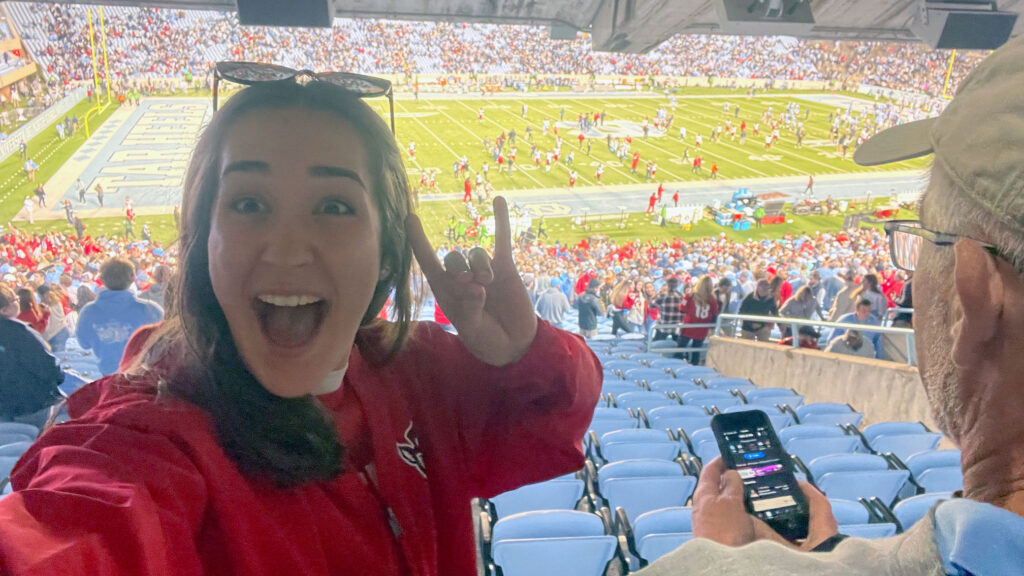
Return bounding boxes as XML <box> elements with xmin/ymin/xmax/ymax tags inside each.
<box><xmin>221</xmin><ymin>160</ymin><xmax>269</xmax><ymax>177</ymax></box>
<box><xmin>308</xmin><ymin>165</ymin><xmax>365</xmax><ymax>189</ymax></box>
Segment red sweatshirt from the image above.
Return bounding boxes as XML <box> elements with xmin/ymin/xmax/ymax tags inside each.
<box><xmin>0</xmin><ymin>320</ymin><xmax>601</xmax><ymax>576</ymax></box>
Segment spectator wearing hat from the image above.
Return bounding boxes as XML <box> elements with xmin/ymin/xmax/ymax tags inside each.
<box><xmin>535</xmin><ymin>277</ymin><xmax>570</xmax><ymax>327</ymax></box>
<box><xmin>778</xmin><ymin>325</ymin><xmax>821</xmax><ymax>350</ymax></box>
<box><xmin>827</xmin><ymin>269</ymin><xmax>858</xmax><ymax>321</ymax></box>
<box><xmin>639</xmin><ymin>33</ymin><xmax>1024</xmax><ymax>576</ymax></box>
<box><xmin>574</xmin><ymin>278</ymin><xmax>605</xmax><ymax>338</ymax></box>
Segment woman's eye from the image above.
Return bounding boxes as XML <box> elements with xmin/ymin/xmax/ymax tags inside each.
<box><xmin>317</xmin><ymin>199</ymin><xmax>353</xmax><ymax>216</ymax></box>
<box><xmin>230</xmin><ymin>197</ymin><xmax>266</xmax><ymax>214</ymax></box>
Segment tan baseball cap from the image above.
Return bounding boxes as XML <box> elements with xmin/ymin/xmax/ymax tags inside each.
<box><xmin>854</xmin><ymin>34</ymin><xmax>1024</xmax><ymax>233</ymax></box>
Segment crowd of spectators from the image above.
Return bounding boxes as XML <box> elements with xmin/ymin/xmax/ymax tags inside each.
<box><xmin>9</xmin><ymin>2</ymin><xmax>986</xmax><ymax>98</ymax></box>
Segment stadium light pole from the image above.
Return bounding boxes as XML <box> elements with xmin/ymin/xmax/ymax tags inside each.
<box><xmin>942</xmin><ymin>49</ymin><xmax>957</xmax><ymax>100</ymax></box>
<box><xmin>99</xmin><ymin>6</ymin><xmax>112</xmax><ymax>104</ymax></box>
<box><xmin>86</xmin><ymin>9</ymin><xmax>102</xmax><ymax>106</ymax></box>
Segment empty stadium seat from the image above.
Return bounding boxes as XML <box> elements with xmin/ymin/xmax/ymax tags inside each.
<box><xmin>624</xmin><ymin>368</ymin><xmax>672</xmax><ymax>385</ymax></box>
<box><xmin>612</xmin><ymin>391</ymin><xmax>678</xmax><ymax>413</ymax></box>
<box><xmin>593</xmin><ymin>429</ymin><xmax>679</xmax><ymax>464</ymax></box>
<box><xmin>0</xmin><ymin>423</ymin><xmax>39</xmax><ymax>439</ymax></box>
<box><xmin>743</xmin><ymin>388</ymin><xmax>805</xmax><ymax>408</ymax></box>
<box><xmin>490</xmin><ymin>510</ymin><xmax>616</xmax><ymax>576</ymax></box>
<box><xmin>779</xmin><ymin>425</ymin><xmax>860</xmax><ymax>463</ymax></box>
<box><xmin>685</xmin><ymin>428</ymin><xmax>721</xmax><ymax>464</ymax></box>
<box><xmin>721</xmin><ymin>405</ymin><xmax>794</xmax><ymax>430</ymax></box>
<box><xmin>593</xmin><ymin>459</ymin><xmax>697</xmax><ymax>523</ymax></box>
<box><xmin>629</xmin><ymin>507</ymin><xmax>694</xmax><ymax>566</ymax></box>
<box><xmin>809</xmin><ymin>453</ymin><xmax>909</xmax><ymax>505</ymax></box>
<box><xmin>892</xmin><ymin>492</ymin><xmax>955</xmax><ymax>532</ymax></box>
<box><xmin>649</xmin><ymin>358</ymin><xmax>689</xmax><ymax>370</ymax></box>
<box><xmin>0</xmin><ymin>442</ymin><xmax>32</xmax><ymax>457</ymax></box>
<box><xmin>903</xmin><ymin>450</ymin><xmax>961</xmax><ymax>480</ymax></box>
<box><xmin>603</xmin><ymin>360</ymin><xmax>642</xmax><ymax>373</ymax></box>
<box><xmin>644</xmin><ymin>406</ymin><xmax>712</xmax><ymax>437</ymax></box>
<box><xmin>672</xmin><ymin>367</ymin><xmax>720</xmax><ymax>381</ymax></box>
<box><xmin>869</xmin><ymin>433</ymin><xmax>943</xmax><ymax>461</ymax></box>
<box><xmin>602</xmin><ymin>380</ymin><xmax>643</xmax><ymax>399</ymax></box>
<box><xmin>700</xmin><ymin>377</ymin><xmax>757</xmax><ymax>394</ymax></box>
<box><xmin>678</xmin><ymin>389</ymin><xmax>740</xmax><ymax>410</ymax></box>
<box><xmin>796</xmin><ymin>403</ymin><xmax>864</xmax><ymax>428</ymax></box>
<box><xmin>829</xmin><ymin>499</ymin><xmax>897</xmax><ymax>539</ymax></box>
<box><xmin>915</xmin><ymin>467</ymin><xmax>963</xmax><ymax>494</ymax></box>
<box><xmin>627</xmin><ymin>353</ymin><xmax>666</xmax><ymax>364</ymax></box>
<box><xmin>647</xmin><ymin>379</ymin><xmax>694</xmax><ymax>396</ymax></box>
<box><xmin>587</xmin><ymin>408</ymin><xmax>638</xmax><ymax>444</ymax></box>
<box><xmin>861</xmin><ymin>421</ymin><xmax>928</xmax><ymax>444</ymax></box>
<box><xmin>0</xmin><ymin>456</ymin><xmax>19</xmax><ymax>481</ymax></box>
<box><xmin>0</xmin><ymin>433</ymin><xmax>33</xmax><ymax>447</ymax></box>
<box><xmin>490</xmin><ymin>475</ymin><xmax>585</xmax><ymax>519</ymax></box>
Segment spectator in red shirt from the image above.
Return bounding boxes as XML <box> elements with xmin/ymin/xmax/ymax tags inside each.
<box><xmin>15</xmin><ymin>287</ymin><xmax>48</xmax><ymax>334</ymax></box>
<box><xmin>679</xmin><ymin>275</ymin><xmax>720</xmax><ymax>364</ymax></box>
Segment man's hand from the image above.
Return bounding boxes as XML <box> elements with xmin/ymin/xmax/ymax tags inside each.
<box><xmin>407</xmin><ymin>197</ymin><xmax>537</xmax><ymax>366</ymax></box>
<box><xmin>692</xmin><ymin>457</ymin><xmax>838</xmax><ymax>550</ymax></box>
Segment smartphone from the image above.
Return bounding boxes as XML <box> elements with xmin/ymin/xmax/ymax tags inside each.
<box><xmin>710</xmin><ymin>410</ymin><xmax>810</xmax><ymax>541</ymax></box>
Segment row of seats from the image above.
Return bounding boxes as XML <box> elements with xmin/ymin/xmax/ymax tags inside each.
<box><xmin>0</xmin><ymin>422</ymin><xmax>41</xmax><ymax>497</ymax></box>
<box><xmin>476</xmin><ymin>335</ymin><xmax>962</xmax><ymax>575</ymax></box>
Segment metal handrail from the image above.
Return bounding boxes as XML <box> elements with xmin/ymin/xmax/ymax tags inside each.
<box><xmin>712</xmin><ymin>313</ymin><xmax>917</xmax><ymax>366</ymax></box>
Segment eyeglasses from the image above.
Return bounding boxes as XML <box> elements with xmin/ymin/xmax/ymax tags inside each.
<box><xmin>883</xmin><ymin>220</ymin><xmax>1000</xmax><ymax>271</ymax></box>
<box><xmin>212</xmin><ymin>61</ymin><xmax>395</xmax><ymax>134</ymax></box>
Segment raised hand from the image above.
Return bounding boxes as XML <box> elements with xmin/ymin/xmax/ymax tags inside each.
<box><xmin>406</xmin><ymin>197</ymin><xmax>538</xmax><ymax>366</ymax></box>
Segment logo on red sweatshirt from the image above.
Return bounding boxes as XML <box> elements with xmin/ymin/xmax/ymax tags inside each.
<box><xmin>396</xmin><ymin>421</ymin><xmax>427</xmax><ymax>478</ymax></box>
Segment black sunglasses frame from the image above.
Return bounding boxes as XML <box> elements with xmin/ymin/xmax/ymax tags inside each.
<box><xmin>212</xmin><ymin>62</ymin><xmax>395</xmax><ymax>134</ymax></box>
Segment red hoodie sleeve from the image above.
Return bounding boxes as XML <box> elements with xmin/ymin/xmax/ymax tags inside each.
<box><xmin>411</xmin><ymin>320</ymin><xmax>601</xmax><ymax>498</ymax></box>
<box><xmin>0</xmin><ymin>403</ymin><xmax>208</xmax><ymax>575</ymax></box>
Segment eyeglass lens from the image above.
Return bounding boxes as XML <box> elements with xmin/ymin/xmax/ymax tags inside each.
<box><xmin>892</xmin><ymin>229</ymin><xmax>923</xmax><ymax>271</ymax></box>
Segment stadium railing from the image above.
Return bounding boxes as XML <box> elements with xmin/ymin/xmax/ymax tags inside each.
<box><xmin>645</xmin><ymin>315</ymin><xmax>917</xmax><ymax>366</ymax></box>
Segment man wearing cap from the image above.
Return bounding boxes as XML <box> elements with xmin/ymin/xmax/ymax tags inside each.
<box><xmin>534</xmin><ymin>277</ymin><xmax>570</xmax><ymax>328</ymax></box>
<box><xmin>638</xmin><ymin>35</ymin><xmax>1024</xmax><ymax>574</ymax></box>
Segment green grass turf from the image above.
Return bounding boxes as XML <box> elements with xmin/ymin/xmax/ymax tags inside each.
<box><xmin>0</xmin><ymin>98</ymin><xmax>121</xmax><ymax>224</ymax></box>
<box><xmin>365</xmin><ymin>90</ymin><xmax>927</xmax><ymax>196</ymax></box>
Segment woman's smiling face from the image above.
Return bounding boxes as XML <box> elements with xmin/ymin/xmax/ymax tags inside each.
<box><xmin>208</xmin><ymin>107</ymin><xmax>382</xmax><ymax>397</ymax></box>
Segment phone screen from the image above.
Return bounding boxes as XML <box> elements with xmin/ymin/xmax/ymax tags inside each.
<box><xmin>711</xmin><ymin>411</ymin><xmax>809</xmax><ymax>540</ymax></box>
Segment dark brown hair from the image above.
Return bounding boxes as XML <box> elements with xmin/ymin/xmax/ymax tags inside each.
<box><xmin>139</xmin><ymin>81</ymin><xmax>415</xmax><ymax>487</ymax></box>
<box><xmin>99</xmin><ymin>257</ymin><xmax>136</xmax><ymax>291</ymax></box>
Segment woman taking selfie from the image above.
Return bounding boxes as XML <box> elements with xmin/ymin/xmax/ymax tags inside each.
<box><xmin>0</xmin><ymin>65</ymin><xmax>601</xmax><ymax>575</ymax></box>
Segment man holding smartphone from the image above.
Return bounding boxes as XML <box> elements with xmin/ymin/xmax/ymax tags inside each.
<box><xmin>639</xmin><ymin>34</ymin><xmax>1024</xmax><ymax>574</ymax></box>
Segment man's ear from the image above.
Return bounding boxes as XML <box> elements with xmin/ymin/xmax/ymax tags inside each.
<box><xmin>951</xmin><ymin>240</ymin><xmax>1003</xmax><ymax>366</ymax></box>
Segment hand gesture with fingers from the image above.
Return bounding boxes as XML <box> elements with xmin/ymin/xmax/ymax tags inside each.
<box><xmin>407</xmin><ymin>197</ymin><xmax>538</xmax><ymax>366</ymax></box>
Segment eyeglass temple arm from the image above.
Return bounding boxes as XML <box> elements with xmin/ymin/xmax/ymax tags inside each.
<box><xmin>388</xmin><ymin>90</ymin><xmax>395</xmax><ymax>135</ymax></box>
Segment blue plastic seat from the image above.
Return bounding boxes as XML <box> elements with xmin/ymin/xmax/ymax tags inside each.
<box><xmin>827</xmin><ymin>498</ymin><xmax>895</xmax><ymax>538</ymax></box>
<box><xmin>645</xmin><ymin>406</ymin><xmax>711</xmax><ymax>436</ymax></box>
<box><xmin>649</xmin><ymin>358</ymin><xmax>690</xmax><ymax>370</ymax></box>
<box><xmin>613</xmin><ymin>391</ymin><xmax>678</xmax><ymax>413</ymax></box>
<box><xmin>587</xmin><ymin>408</ymin><xmax>638</xmax><ymax>444</ymax></box>
<box><xmin>862</xmin><ymin>421</ymin><xmax>928</xmax><ymax>444</ymax></box>
<box><xmin>624</xmin><ymin>368</ymin><xmax>673</xmax><ymax>385</ymax></box>
<box><xmin>869</xmin><ymin>433</ymin><xmax>943</xmax><ymax>461</ymax></box>
<box><xmin>892</xmin><ymin>492</ymin><xmax>954</xmax><ymax>531</ymax></box>
<box><xmin>491</xmin><ymin>510</ymin><xmax>616</xmax><ymax>576</ymax></box>
<box><xmin>0</xmin><ymin>442</ymin><xmax>32</xmax><ymax>457</ymax></box>
<box><xmin>810</xmin><ymin>454</ymin><xmax>908</xmax><ymax>505</ymax></box>
<box><xmin>0</xmin><ymin>433</ymin><xmax>33</xmax><ymax>447</ymax></box>
<box><xmin>701</xmin><ymin>377</ymin><xmax>756</xmax><ymax>392</ymax></box>
<box><xmin>780</xmin><ymin>425</ymin><xmax>859</xmax><ymax>463</ymax></box>
<box><xmin>744</xmin><ymin>388</ymin><xmax>805</xmax><ymax>408</ymax></box>
<box><xmin>0</xmin><ymin>456</ymin><xmax>20</xmax><ymax>480</ymax></box>
<box><xmin>602</xmin><ymin>369</ymin><xmax>623</xmax><ymax>382</ymax></box>
<box><xmin>597</xmin><ymin>429</ymin><xmax>679</xmax><ymax>464</ymax></box>
<box><xmin>679</xmin><ymin>389</ymin><xmax>740</xmax><ymax>410</ymax></box>
<box><xmin>0</xmin><ymin>423</ymin><xmax>39</xmax><ymax>439</ymax></box>
<box><xmin>686</xmin><ymin>429</ymin><xmax>721</xmax><ymax>463</ymax></box>
<box><xmin>491</xmin><ymin>476</ymin><xmax>585</xmax><ymax>519</ymax></box>
<box><xmin>604</xmin><ymin>359</ymin><xmax>643</xmax><ymax>373</ymax></box>
<box><xmin>799</xmin><ymin>411</ymin><xmax>865</xmax><ymax>428</ymax></box>
<box><xmin>602</xmin><ymin>380</ymin><xmax>643</xmax><ymax>399</ymax></box>
<box><xmin>904</xmin><ymin>450</ymin><xmax>961</xmax><ymax>479</ymax></box>
<box><xmin>916</xmin><ymin>467</ymin><xmax>963</xmax><ymax>494</ymax></box>
<box><xmin>721</xmin><ymin>405</ymin><xmax>794</xmax><ymax>430</ymax></box>
<box><xmin>672</xmin><ymin>367</ymin><xmax>720</xmax><ymax>381</ymax></box>
<box><xmin>647</xmin><ymin>379</ymin><xmax>694</xmax><ymax>396</ymax></box>
<box><xmin>628</xmin><ymin>353</ymin><xmax>666</xmax><ymax>364</ymax></box>
<box><xmin>597</xmin><ymin>460</ymin><xmax>698</xmax><ymax>523</ymax></box>
<box><xmin>59</xmin><ymin>371</ymin><xmax>91</xmax><ymax>396</ymax></box>
<box><xmin>632</xmin><ymin>507</ymin><xmax>694</xmax><ymax>564</ymax></box>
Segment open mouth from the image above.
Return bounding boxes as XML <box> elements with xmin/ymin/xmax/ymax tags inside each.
<box><xmin>253</xmin><ymin>294</ymin><xmax>329</xmax><ymax>350</ymax></box>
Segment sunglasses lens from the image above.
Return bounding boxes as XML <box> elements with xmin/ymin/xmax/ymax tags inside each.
<box><xmin>320</xmin><ymin>73</ymin><xmax>389</xmax><ymax>96</ymax></box>
<box><xmin>217</xmin><ymin>62</ymin><xmax>296</xmax><ymax>83</ymax></box>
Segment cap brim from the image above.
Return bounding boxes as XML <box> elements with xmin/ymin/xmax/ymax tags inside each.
<box><xmin>853</xmin><ymin>118</ymin><xmax>937</xmax><ymax>166</ymax></box>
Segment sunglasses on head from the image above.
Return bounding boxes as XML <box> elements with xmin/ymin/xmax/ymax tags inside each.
<box><xmin>212</xmin><ymin>61</ymin><xmax>395</xmax><ymax>134</ymax></box>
